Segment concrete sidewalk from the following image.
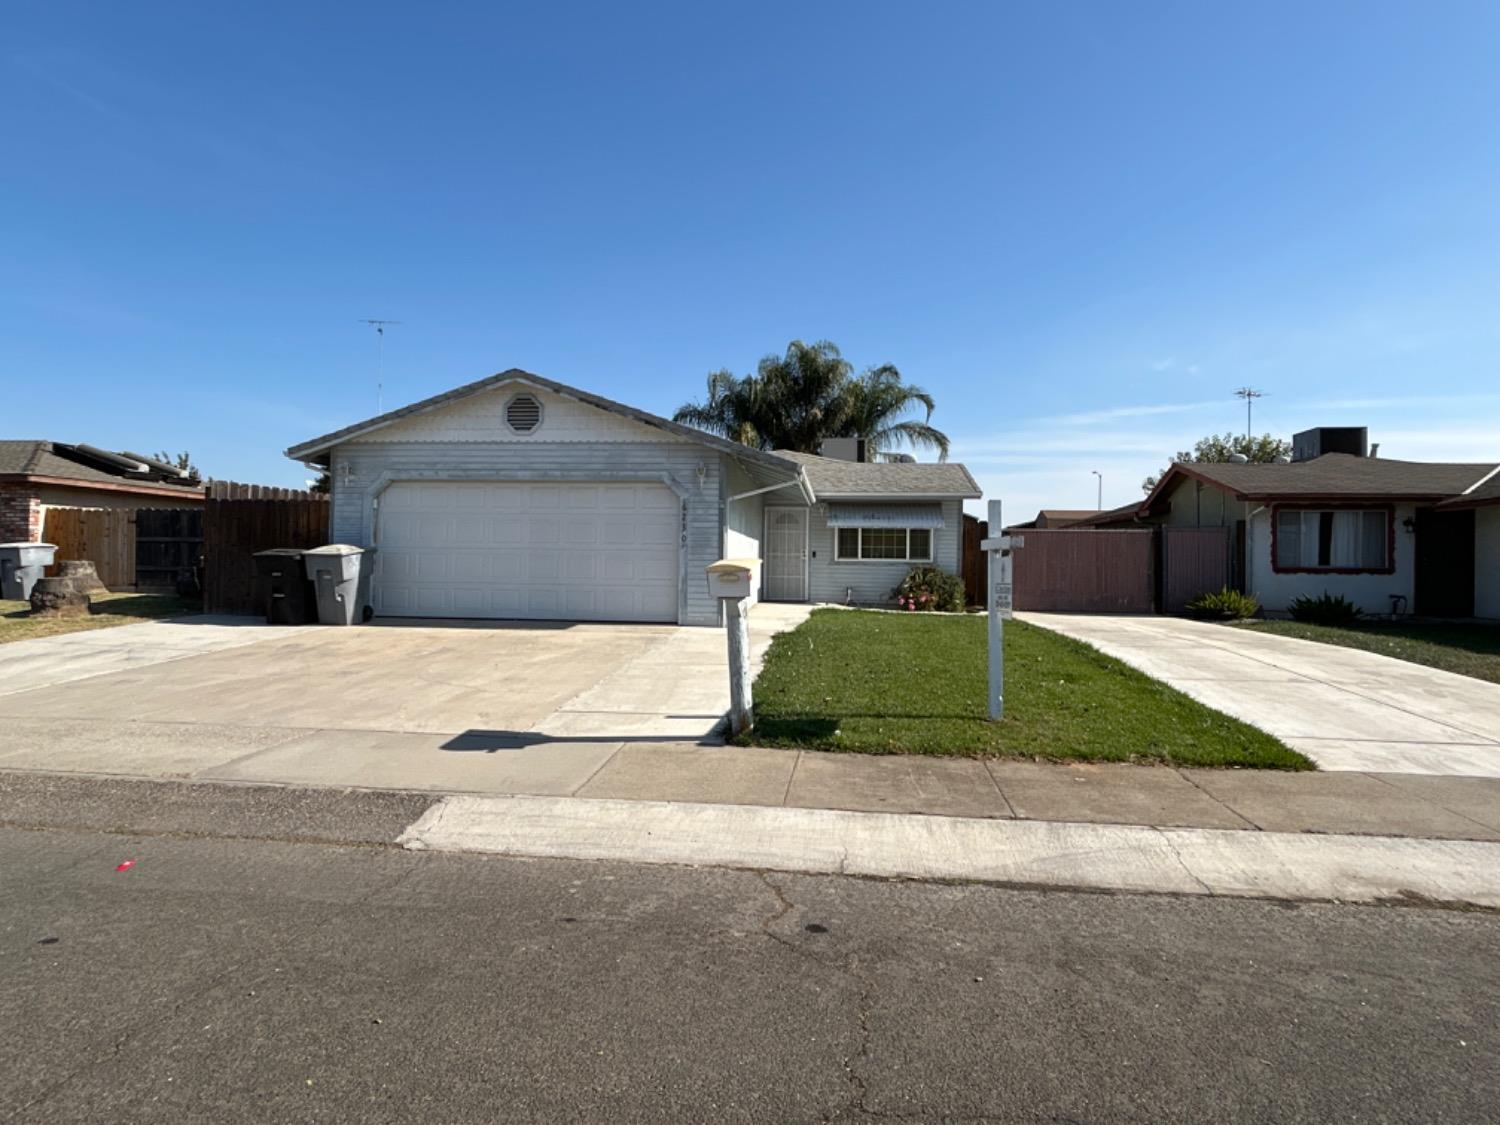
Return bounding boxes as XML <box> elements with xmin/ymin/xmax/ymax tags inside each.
<box><xmin>1024</xmin><ymin>612</ymin><xmax>1500</xmax><ymax>777</ymax></box>
<box><xmin>4</xmin><ymin>738</ymin><xmax>1497</xmax><ymax>842</ymax></box>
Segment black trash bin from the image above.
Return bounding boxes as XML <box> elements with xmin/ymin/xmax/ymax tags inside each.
<box><xmin>253</xmin><ymin>549</ymin><xmax>317</xmax><ymax>624</ymax></box>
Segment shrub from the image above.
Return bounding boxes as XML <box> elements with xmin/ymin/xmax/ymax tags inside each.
<box><xmin>1185</xmin><ymin>587</ymin><xmax>1260</xmax><ymax>620</ymax></box>
<box><xmin>893</xmin><ymin>566</ymin><xmax>965</xmax><ymax>613</ymax></box>
<box><xmin>1288</xmin><ymin>592</ymin><xmax>1364</xmax><ymax>626</ymax></box>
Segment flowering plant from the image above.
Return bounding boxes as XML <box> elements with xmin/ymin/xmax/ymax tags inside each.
<box><xmin>893</xmin><ymin>566</ymin><xmax>965</xmax><ymax>613</ymax></box>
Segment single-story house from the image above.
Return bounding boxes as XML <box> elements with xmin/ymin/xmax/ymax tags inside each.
<box><xmin>1137</xmin><ymin>427</ymin><xmax>1499</xmax><ymax>618</ymax></box>
<box><xmin>285</xmin><ymin>369</ymin><xmax>981</xmax><ymax>625</ymax></box>
<box><xmin>1006</xmin><ymin>509</ymin><xmax>1100</xmax><ymax>530</ymax></box>
<box><xmin>0</xmin><ymin>441</ymin><xmax>204</xmax><ymax>542</ymax></box>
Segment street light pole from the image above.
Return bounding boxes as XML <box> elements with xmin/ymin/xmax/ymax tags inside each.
<box><xmin>1091</xmin><ymin>470</ymin><xmax>1102</xmax><ymax>510</ymax></box>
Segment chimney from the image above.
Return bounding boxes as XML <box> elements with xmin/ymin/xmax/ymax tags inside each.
<box><xmin>819</xmin><ymin>437</ymin><xmax>867</xmax><ymax>462</ymax></box>
<box><xmin>1292</xmin><ymin>426</ymin><xmax>1368</xmax><ymax>462</ymax></box>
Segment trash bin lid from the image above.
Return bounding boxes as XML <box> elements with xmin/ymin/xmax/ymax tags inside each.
<box><xmin>0</xmin><ymin>542</ymin><xmax>57</xmax><ymax>550</ymax></box>
<box><xmin>303</xmin><ymin>543</ymin><xmax>371</xmax><ymax>556</ymax></box>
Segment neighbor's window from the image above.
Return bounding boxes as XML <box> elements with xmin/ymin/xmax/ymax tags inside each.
<box><xmin>835</xmin><ymin>527</ymin><xmax>935</xmax><ymax>562</ymax></box>
<box><xmin>1274</xmin><ymin>508</ymin><xmax>1389</xmax><ymax>571</ymax></box>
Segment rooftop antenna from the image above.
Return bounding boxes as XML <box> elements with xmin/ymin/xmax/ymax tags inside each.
<box><xmin>1233</xmin><ymin>387</ymin><xmax>1265</xmax><ymax>439</ymax></box>
<box><xmin>359</xmin><ymin>319</ymin><xmax>402</xmax><ymax>412</ymax></box>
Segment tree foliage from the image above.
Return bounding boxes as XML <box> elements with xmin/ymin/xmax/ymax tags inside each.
<box><xmin>155</xmin><ymin>450</ymin><xmax>202</xmax><ymax>481</ymax></box>
<box><xmin>673</xmin><ymin>340</ymin><xmax>950</xmax><ymax>461</ymax></box>
<box><xmin>1141</xmin><ymin>432</ymin><xmax>1291</xmax><ymax>492</ymax></box>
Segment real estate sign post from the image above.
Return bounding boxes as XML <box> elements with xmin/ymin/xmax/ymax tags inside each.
<box><xmin>980</xmin><ymin>499</ymin><xmax>1021</xmax><ymax>721</ymax></box>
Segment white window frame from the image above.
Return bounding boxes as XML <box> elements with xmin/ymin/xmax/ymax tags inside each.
<box><xmin>1272</xmin><ymin>506</ymin><xmax>1391</xmax><ymax>573</ymax></box>
<box><xmin>834</xmin><ymin>526</ymin><xmax>935</xmax><ymax>563</ymax></box>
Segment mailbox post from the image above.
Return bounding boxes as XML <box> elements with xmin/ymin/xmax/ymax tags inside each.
<box><xmin>979</xmin><ymin>500</ymin><xmax>1023</xmax><ymax>721</ymax></box>
<box><xmin>706</xmin><ymin>559</ymin><xmax>760</xmax><ymax>737</ymax></box>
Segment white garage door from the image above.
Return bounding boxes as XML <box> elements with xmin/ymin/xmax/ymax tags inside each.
<box><xmin>374</xmin><ymin>481</ymin><xmax>680</xmax><ymax>622</ymax></box>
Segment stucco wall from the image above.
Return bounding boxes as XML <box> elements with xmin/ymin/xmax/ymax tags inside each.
<box><xmin>329</xmin><ymin>440</ymin><xmax>725</xmax><ymax>626</ymax></box>
<box><xmin>1162</xmin><ymin>477</ymin><xmax>1235</xmax><ymax>527</ymax></box>
<box><xmin>797</xmin><ymin>499</ymin><xmax>963</xmax><ymax>606</ymax></box>
<box><xmin>1476</xmin><ymin>506</ymin><xmax>1500</xmax><ymax>620</ymax></box>
<box><xmin>362</xmin><ymin>383</ymin><xmax>678</xmax><ymax>445</ymax></box>
<box><xmin>1247</xmin><ymin>502</ymin><xmax>1417</xmax><ymax>616</ymax></box>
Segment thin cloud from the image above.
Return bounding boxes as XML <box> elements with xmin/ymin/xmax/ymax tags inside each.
<box><xmin>1046</xmin><ymin>400</ymin><xmax>1223</xmax><ymax>427</ymax></box>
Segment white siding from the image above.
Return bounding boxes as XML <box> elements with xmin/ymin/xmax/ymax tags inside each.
<box><xmin>1476</xmin><ymin>507</ymin><xmax>1500</xmax><ymax>620</ymax></box>
<box><xmin>721</xmin><ymin>459</ymin><xmax>765</xmax><ymax>607</ymax></box>
<box><xmin>329</xmin><ymin>441</ymin><xmax>723</xmax><ymax>625</ymax></box>
<box><xmin>800</xmin><ymin>499</ymin><xmax>964</xmax><ymax>605</ymax></box>
<box><xmin>1247</xmin><ymin>502</ymin><xmax>1417</xmax><ymax>616</ymax></box>
<box><xmin>363</xmin><ymin>384</ymin><xmax>686</xmax><ymax>445</ymax></box>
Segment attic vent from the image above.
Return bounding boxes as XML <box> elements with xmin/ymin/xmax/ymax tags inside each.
<box><xmin>505</xmin><ymin>393</ymin><xmax>542</xmax><ymax>434</ymax></box>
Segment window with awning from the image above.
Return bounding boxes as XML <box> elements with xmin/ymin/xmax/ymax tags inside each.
<box><xmin>828</xmin><ymin>504</ymin><xmax>942</xmax><ymax>562</ymax></box>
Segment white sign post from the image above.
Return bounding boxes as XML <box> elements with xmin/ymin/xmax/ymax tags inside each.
<box><xmin>979</xmin><ymin>499</ymin><xmax>1023</xmax><ymax>721</ymax></box>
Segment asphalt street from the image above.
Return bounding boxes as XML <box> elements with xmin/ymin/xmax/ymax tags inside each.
<box><xmin>2</xmin><ymin>774</ymin><xmax>1498</xmax><ymax>1123</ymax></box>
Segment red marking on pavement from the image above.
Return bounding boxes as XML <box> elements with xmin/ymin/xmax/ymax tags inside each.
<box><xmin>115</xmin><ymin>860</ymin><xmax>136</xmax><ymax>873</ymax></box>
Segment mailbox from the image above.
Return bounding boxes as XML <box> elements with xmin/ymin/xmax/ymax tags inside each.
<box><xmin>706</xmin><ymin>558</ymin><xmax>760</xmax><ymax>601</ymax></box>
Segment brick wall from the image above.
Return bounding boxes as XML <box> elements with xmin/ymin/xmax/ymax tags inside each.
<box><xmin>0</xmin><ymin>485</ymin><xmax>42</xmax><ymax>542</ymax></box>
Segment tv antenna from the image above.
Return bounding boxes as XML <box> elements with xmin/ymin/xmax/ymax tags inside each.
<box><xmin>1233</xmin><ymin>387</ymin><xmax>1265</xmax><ymax>439</ymax></box>
<box><xmin>360</xmin><ymin>319</ymin><xmax>402</xmax><ymax>412</ymax></box>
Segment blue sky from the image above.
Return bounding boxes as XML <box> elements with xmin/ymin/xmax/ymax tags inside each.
<box><xmin>4</xmin><ymin>1</ymin><xmax>1499</xmax><ymax>518</ymax></box>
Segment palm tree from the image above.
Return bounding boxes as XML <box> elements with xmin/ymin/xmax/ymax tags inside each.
<box><xmin>837</xmin><ymin>364</ymin><xmax>949</xmax><ymax>461</ymax></box>
<box><xmin>671</xmin><ymin>369</ymin><xmax>770</xmax><ymax>448</ymax></box>
<box><xmin>673</xmin><ymin>340</ymin><xmax>949</xmax><ymax>460</ymax></box>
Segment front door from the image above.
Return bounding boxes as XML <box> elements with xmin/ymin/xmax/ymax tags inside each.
<box><xmin>764</xmin><ymin>507</ymin><xmax>809</xmax><ymax>601</ymax></box>
<box><xmin>1415</xmin><ymin>507</ymin><xmax>1476</xmax><ymax>617</ymax></box>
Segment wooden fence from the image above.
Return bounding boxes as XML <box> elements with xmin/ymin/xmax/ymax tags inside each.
<box><xmin>42</xmin><ymin>507</ymin><xmax>205</xmax><ymax>592</ymax></box>
<box><xmin>1161</xmin><ymin>526</ymin><xmax>1231</xmax><ymax>614</ymax></box>
<box><xmin>134</xmin><ymin>508</ymin><xmax>204</xmax><ymax>591</ymax></box>
<box><xmin>961</xmin><ymin>514</ymin><xmax>988</xmax><ymax>607</ymax></box>
<box><xmin>202</xmin><ymin>486</ymin><xmax>330</xmax><ymax>615</ymax></box>
<box><xmin>1011</xmin><ymin>528</ymin><xmax>1157</xmax><ymax>613</ymax></box>
<box><xmin>43</xmin><ymin>508</ymin><xmax>137</xmax><ymax>589</ymax></box>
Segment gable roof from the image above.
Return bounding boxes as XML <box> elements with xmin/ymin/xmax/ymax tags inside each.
<box><xmin>769</xmin><ymin>449</ymin><xmax>981</xmax><ymax>499</ymax></box>
<box><xmin>0</xmin><ymin>441</ymin><xmax>204</xmax><ymax>495</ymax></box>
<box><xmin>1144</xmin><ymin>453</ymin><xmax>1498</xmax><ymax>512</ymax></box>
<box><xmin>1438</xmin><ymin>466</ymin><xmax>1500</xmax><ymax>509</ymax></box>
<box><xmin>285</xmin><ymin>368</ymin><xmax>809</xmax><ymax>485</ymax></box>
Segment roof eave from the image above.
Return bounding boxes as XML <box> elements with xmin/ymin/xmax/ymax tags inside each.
<box><xmin>814</xmin><ymin>491</ymin><xmax>981</xmax><ymax>502</ymax></box>
<box><xmin>284</xmin><ymin>368</ymin><xmax>806</xmax><ymax>478</ymax></box>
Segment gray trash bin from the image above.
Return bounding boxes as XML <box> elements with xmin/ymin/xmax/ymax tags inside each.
<box><xmin>303</xmin><ymin>544</ymin><xmax>377</xmax><ymax>626</ymax></box>
<box><xmin>0</xmin><ymin>542</ymin><xmax>58</xmax><ymax>601</ymax></box>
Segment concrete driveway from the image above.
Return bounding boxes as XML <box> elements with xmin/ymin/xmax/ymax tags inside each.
<box><xmin>1023</xmin><ymin>613</ymin><xmax>1500</xmax><ymax>777</ymax></box>
<box><xmin>0</xmin><ymin>604</ymin><xmax>811</xmax><ymax>792</ymax></box>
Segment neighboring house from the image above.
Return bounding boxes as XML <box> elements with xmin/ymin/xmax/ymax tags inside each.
<box><xmin>1138</xmin><ymin>427</ymin><xmax>1499</xmax><ymax>618</ymax></box>
<box><xmin>284</xmin><ymin>369</ymin><xmax>980</xmax><ymax>625</ymax></box>
<box><xmin>0</xmin><ymin>441</ymin><xmax>204</xmax><ymax>542</ymax></box>
<box><xmin>1006</xmin><ymin>509</ymin><xmax>1100</xmax><ymax>530</ymax></box>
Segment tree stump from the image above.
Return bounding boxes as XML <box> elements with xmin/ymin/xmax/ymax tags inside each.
<box><xmin>56</xmin><ymin>559</ymin><xmax>106</xmax><ymax>593</ymax></box>
<box><xmin>29</xmin><ymin>576</ymin><xmax>92</xmax><ymax>618</ymax></box>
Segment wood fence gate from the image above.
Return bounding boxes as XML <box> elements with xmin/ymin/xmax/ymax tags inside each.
<box><xmin>961</xmin><ymin>514</ymin><xmax>988</xmax><ymax>607</ymax></box>
<box><xmin>201</xmin><ymin>483</ymin><xmax>330</xmax><ymax>615</ymax></box>
<box><xmin>1011</xmin><ymin>529</ymin><xmax>1156</xmax><ymax>613</ymax></box>
<box><xmin>1160</xmin><ymin>526</ymin><xmax>1231</xmax><ymax>614</ymax></box>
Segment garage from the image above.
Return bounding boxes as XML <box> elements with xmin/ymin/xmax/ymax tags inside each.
<box><xmin>374</xmin><ymin>480</ymin><xmax>680</xmax><ymax>622</ymax></box>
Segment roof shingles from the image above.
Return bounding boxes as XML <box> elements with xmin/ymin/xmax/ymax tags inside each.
<box><xmin>769</xmin><ymin>449</ymin><xmax>980</xmax><ymax>498</ymax></box>
<box><xmin>1171</xmin><ymin>454</ymin><xmax>1497</xmax><ymax>500</ymax></box>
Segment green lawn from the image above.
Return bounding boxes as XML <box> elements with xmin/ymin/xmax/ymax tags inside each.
<box><xmin>0</xmin><ymin>592</ymin><xmax>201</xmax><ymax>644</ymax></box>
<box><xmin>742</xmin><ymin>609</ymin><xmax>1310</xmax><ymax>768</ymax></box>
<box><xmin>1234</xmin><ymin>620</ymin><xmax>1500</xmax><ymax>685</ymax></box>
